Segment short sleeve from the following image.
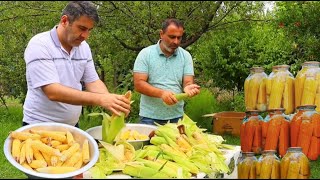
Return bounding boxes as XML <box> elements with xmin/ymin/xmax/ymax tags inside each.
<box><xmin>81</xmin><ymin>50</ymin><xmax>99</xmax><ymax>83</ymax></box>
<box><xmin>24</xmin><ymin>43</ymin><xmax>60</xmax><ymax>89</ymax></box>
<box><xmin>183</xmin><ymin>51</ymin><xmax>194</xmax><ymax>76</ymax></box>
<box><xmin>133</xmin><ymin>48</ymin><xmax>149</xmax><ymax>74</ymax></box>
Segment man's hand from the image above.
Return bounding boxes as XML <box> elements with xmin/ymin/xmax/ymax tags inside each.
<box><xmin>161</xmin><ymin>90</ymin><xmax>178</xmax><ymax>105</ymax></box>
<box><xmin>99</xmin><ymin>93</ymin><xmax>131</xmax><ymax>116</ymax></box>
<box><xmin>184</xmin><ymin>84</ymin><xmax>201</xmax><ymax>97</ymax></box>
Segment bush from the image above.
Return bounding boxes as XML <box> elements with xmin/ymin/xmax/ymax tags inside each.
<box><xmin>184</xmin><ymin>88</ymin><xmax>218</xmax><ymax>132</ymax></box>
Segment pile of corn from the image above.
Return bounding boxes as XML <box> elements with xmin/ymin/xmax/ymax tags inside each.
<box><xmin>10</xmin><ymin>129</ymin><xmax>90</xmax><ymax>174</ymax></box>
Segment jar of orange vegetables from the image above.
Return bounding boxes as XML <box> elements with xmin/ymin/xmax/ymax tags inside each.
<box><xmin>263</xmin><ymin>108</ymin><xmax>289</xmax><ymax>157</ymax></box>
<box><xmin>290</xmin><ymin>105</ymin><xmax>320</xmax><ymax>160</ymax></box>
<box><xmin>237</xmin><ymin>152</ymin><xmax>257</xmax><ymax>179</ymax></box>
<box><xmin>267</xmin><ymin>65</ymin><xmax>295</xmax><ymax>115</ymax></box>
<box><xmin>240</xmin><ymin>110</ymin><xmax>263</xmax><ymax>154</ymax></box>
<box><xmin>280</xmin><ymin>147</ymin><xmax>310</xmax><ymax>179</ymax></box>
<box><xmin>244</xmin><ymin>66</ymin><xmax>268</xmax><ymax>111</ymax></box>
<box><xmin>256</xmin><ymin>150</ymin><xmax>280</xmax><ymax>179</ymax></box>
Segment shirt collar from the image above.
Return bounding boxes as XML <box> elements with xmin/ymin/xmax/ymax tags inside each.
<box><xmin>50</xmin><ymin>25</ymin><xmax>61</xmax><ymax>48</ymax></box>
<box><xmin>156</xmin><ymin>40</ymin><xmax>178</xmax><ymax>56</ymax></box>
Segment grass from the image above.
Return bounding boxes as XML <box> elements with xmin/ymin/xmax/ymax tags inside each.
<box><xmin>1</xmin><ymin>99</ymin><xmax>320</xmax><ymax>178</ymax></box>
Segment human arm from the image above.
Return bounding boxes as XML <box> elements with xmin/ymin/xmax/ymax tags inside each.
<box><xmin>42</xmin><ymin>83</ymin><xmax>130</xmax><ymax>116</ymax></box>
<box><xmin>133</xmin><ymin>72</ymin><xmax>178</xmax><ymax>105</ymax></box>
<box><xmin>84</xmin><ymin>79</ymin><xmax>109</xmax><ymax>94</ymax></box>
<box><xmin>183</xmin><ymin>75</ymin><xmax>200</xmax><ymax>97</ymax></box>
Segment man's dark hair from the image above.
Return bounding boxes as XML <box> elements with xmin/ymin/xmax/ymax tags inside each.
<box><xmin>62</xmin><ymin>1</ymin><xmax>99</xmax><ymax>24</ymax></box>
<box><xmin>161</xmin><ymin>18</ymin><xmax>184</xmax><ymax>32</ymax></box>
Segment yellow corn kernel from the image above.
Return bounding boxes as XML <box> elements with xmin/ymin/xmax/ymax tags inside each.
<box><xmin>120</xmin><ymin>130</ymin><xmax>131</xmax><ymax>140</ymax></box>
<box><xmin>315</xmin><ymin>94</ymin><xmax>320</xmax><ymax>112</ymax></box>
<box><xmin>31</xmin><ymin>141</ymin><xmax>61</xmax><ymax>157</ymax></box>
<box><xmin>283</xmin><ymin>76</ymin><xmax>295</xmax><ymax>114</ymax></box>
<box><xmin>40</xmin><ymin>137</ymin><xmax>51</xmax><ymax>144</ymax></box>
<box><xmin>25</xmin><ymin>138</ymin><xmax>34</xmax><ymax>164</ymax></box>
<box><xmin>55</xmin><ymin>144</ymin><xmax>70</xmax><ymax>152</ymax></box>
<box><xmin>301</xmin><ymin>75</ymin><xmax>317</xmax><ymax>105</ymax></box>
<box><xmin>11</xmin><ymin>138</ymin><xmax>21</xmax><ymax>162</ymax></box>
<box><xmin>60</xmin><ymin>143</ymin><xmax>80</xmax><ymax>162</ymax></box>
<box><xmin>30</xmin><ymin>130</ymin><xmax>67</xmax><ymax>142</ymax></box>
<box><xmin>295</xmin><ymin>68</ymin><xmax>307</xmax><ymax>108</ymax></box>
<box><xmin>268</xmin><ymin>76</ymin><xmax>285</xmax><ymax>109</ymax></box>
<box><xmin>74</xmin><ymin>157</ymin><xmax>83</xmax><ymax>169</ymax></box>
<box><xmin>29</xmin><ymin>159</ymin><xmax>47</xmax><ymax>169</ymax></box>
<box><xmin>10</xmin><ymin>131</ymin><xmax>41</xmax><ymax>141</ymax></box>
<box><xmin>82</xmin><ymin>140</ymin><xmax>90</xmax><ymax>164</ymax></box>
<box><xmin>248</xmin><ymin>77</ymin><xmax>260</xmax><ymax>110</ymax></box>
<box><xmin>176</xmin><ymin>136</ymin><xmax>192</xmax><ymax>153</ymax></box>
<box><xmin>257</xmin><ymin>78</ymin><xmax>267</xmax><ymax>111</ymax></box>
<box><xmin>19</xmin><ymin>143</ymin><xmax>26</xmax><ymax>165</ymax></box>
<box><xmin>66</xmin><ymin>131</ymin><xmax>75</xmax><ymax>146</ymax></box>
<box><xmin>36</xmin><ymin>166</ymin><xmax>77</xmax><ymax>174</ymax></box>
<box><xmin>62</xmin><ymin>152</ymin><xmax>82</xmax><ymax>167</ymax></box>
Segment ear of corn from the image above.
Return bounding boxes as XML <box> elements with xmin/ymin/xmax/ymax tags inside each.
<box><xmin>55</xmin><ymin>144</ymin><xmax>69</xmax><ymax>152</ymax></box>
<box><xmin>10</xmin><ymin>131</ymin><xmax>41</xmax><ymax>141</ymax></box>
<box><xmin>28</xmin><ymin>159</ymin><xmax>47</xmax><ymax>169</ymax></box>
<box><xmin>283</xmin><ymin>76</ymin><xmax>295</xmax><ymax>114</ymax></box>
<box><xmin>31</xmin><ymin>141</ymin><xmax>61</xmax><ymax>157</ymax></box>
<box><xmin>295</xmin><ymin>68</ymin><xmax>307</xmax><ymax>108</ymax></box>
<box><xmin>60</xmin><ymin>143</ymin><xmax>80</xmax><ymax>162</ymax></box>
<box><xmin>11</xmin><ymin>138</ymin><xmax>21</xmax><ymax>162</ymax></box>
<box><xmin>19</xmin><ymin>143</ymin><xmax>26</xmax><ymax>164</ymax></box>
<box><xmin>301</xmin><ymin>75</ymin><xmax>317</xmax><ymax>105</ymax></box>
<box><xmin>268</xmin><ymin>75</ymin><xmax>285</xmax><ymax>109</ymax></box>
<box><xmin>25</xmin><ymin>138</ymin><xmax>33</xmax><ymax>164</ymax></box>
<box><xmin>36</xmin><ymin>166</ymin><xmax>77</xmax><ymax>174</ymax></box>
<box><xmin>62</xmin><ymin>151</ymin><xmax>82</xmax><ymax>167</ymax></box>
<box><xmin>30</xmin><ymin>130</ymin><xmax>67</xmax><ymax>143</ymax></box>
<box><xmin>66</xmin><ymin>131</ymin><xmax>75</xmax><ymax>146</ymax></box>
<box><xmin>82</xmin><ymin>139</ymin><xmax>90</xmax><ymax>164</ymax></box>
<box><xmin>244</xmin><ymin>78</ymin><xmax>250</xmax><ymax>109</ymax></box>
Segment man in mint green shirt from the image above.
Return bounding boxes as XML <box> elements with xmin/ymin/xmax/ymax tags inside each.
<box><xmin>133</xmin><ymin>18</ymin><xmax>200</xmax><ymax>125</ymax></box>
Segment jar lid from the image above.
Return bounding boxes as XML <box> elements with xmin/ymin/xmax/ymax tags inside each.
<box><xmin>297</xmin><ymin>105</ymin><xmax>316</xmax><ymax>109</ymax></box>
<box><xmin>267</xmin><ymin>108</ymin><xmax>285</xmax><ymax>112</ymax></box>
<box><xmin>303</xmin><ymin>61</ymin><xmax>320</xmax><ymax>65</ymax></box>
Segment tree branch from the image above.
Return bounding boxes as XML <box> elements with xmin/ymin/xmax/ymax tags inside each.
<box><xmin>112</xmin><ymin>34</ymin><xmax>144</xmax><ymax>52</ymax></box>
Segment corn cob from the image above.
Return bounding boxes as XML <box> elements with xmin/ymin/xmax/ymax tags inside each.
<box><xmin>301</xmin><ymin>74</ymin><xmax>317</xmax><ymax>105</ymax></box>
<box><xmin>55</xmin><ymin>144</ymin><xmax>69</xmax><ymax>152</ymax></box>
<box><xmin>10</xmin><ymin>131</ymin><xmax>41</xmax><ymax>141</ymax></box>
<box><xmin>25</xmin><ymin>138</ymin><xmax>33</xmax><ymax>164</ymax></box>
<box><xmin>11</xmin><ymin>138</ymin><xmax>21</xmax><ymax>162</ymax></box>
<box><xmin>31</xmin><ymin>140</ymin><xmax>61</xmax><ymax>157</ymax></box>
<box><xmin>36</xmin><ymin>166</ymin><xmax>77</xmax><ymax>174</ymax></box>
<box><xmin>283</xmin><ymin>76</ymin><xmax>295</xmax><ymax>114</ymax></box>
<box><xmin>136</xmin><ymin>158</ymin><xmax>177</xmax><ymax>178</ymax></box>
<box><xmin>257</xmin><ymin>78</ymin><xmax>267</xmax><ymax>111</ymax></box>
<box><xmin>62</xmin><ymin>151</ymin><xmax>82</xmax><ymax>167</ymax></box>
<box><xmin>82</xmin><ymin>139</ymin><xmax>90</xmax><ymax>164</ymax></box>
<box><xmin>122</xmin><ymin>163</ymin><xmax>159</xmax><ymax>178</ymax></box>
<box><xmin>248</xmin><ymin>75</ymin><xmax>260</xmax><ymax>110</ymax></box>
<box><xmin>19</xmin><ymin>143</ymin><xmax>26</xmax><ymax>164</ymax></box>
<box><xmin>268</xmin><ymin>75</ymin><xmax>285</xmax><ymax>109</ymax></box>
<box><xmin>295</xmin><ymin>67</ymin><xmax>308</xmax><ymax>108</ymax></box>
<box><xmin>30</xmin><ymin>129</ymin><xmax>67</xmax><ymax>143</ymax></box>
<box><xmin>29</xmin><ymin>159</ymin><xmax>47</xmax><ymax>169</ymax></box>
<box><xmin>244</xmin><ymin>77</ymin><xmax>250</xmax><ymax>109</ymax></box>
<box><xmin>60</xmin><ymin>143</ymin><xmax>80</xmax><ymax>162</ymax></box>
<box><xmin>66</xmin><ymin>131</ymin><xmax>75</xmax><ymax>146</ymax></box>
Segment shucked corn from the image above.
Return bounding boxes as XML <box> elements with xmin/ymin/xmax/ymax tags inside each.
<box><xmin>9</xmin><ymin>129</ymin><xmax>91</xmax><ymax>174</ymax></box>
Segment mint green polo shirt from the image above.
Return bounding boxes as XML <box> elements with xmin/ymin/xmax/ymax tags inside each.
<box><xmin>133</xmin><ymin>40</ymin><xmax>194</xmax><ymax>120</ymax></box>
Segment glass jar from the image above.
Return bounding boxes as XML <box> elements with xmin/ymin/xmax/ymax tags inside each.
<box><xmin>295</xmin><ymin>61</ymin><xmax>320</xmax><ymax>110</ymax></box>
<box><xmin>263</xmin><ymin>108</ymin><xmax>289</xmax><ymax>157</ymax></box>
<box><xmin>266</xmin><ymin>65</ymin><xmax>279</xmax><ymax>105</ymax></box>
<box><xmin>237</xmin><ymin>152</ymin><xmax>258</xmax><ymax>179</ymax></box>
<box><xmin>268</xmin><ymin>65</ymin><xmax>295</xmax><ymax>115</ymax></box>
<box><xmin>240</xmin><ymin>110</ymin><xmax>263</xmax><ymax>154</ymax></box>
<box><xmin>244</xmin><ymin>67</ymin><xmax>268</xmax><ymax>111</ymax></box>
<box><xmin>256</xmin><ymin>150</ymin><xmax>280</xmax><ymax>179</ymax></box>
<box><xmin>280</xmin><ymin>147</ymin><xmax>310</xmax><ymax>179</ymax></box>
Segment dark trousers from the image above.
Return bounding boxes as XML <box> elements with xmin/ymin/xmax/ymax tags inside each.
<box><xmin>22</xmin><ymin>121</ymin><xmax>80</xmax><ymax>128</ymax></box>
<box><xmin>139</xmin><ymin>116</ymin><xmax>182</xmax><ymax>126</ymax></box>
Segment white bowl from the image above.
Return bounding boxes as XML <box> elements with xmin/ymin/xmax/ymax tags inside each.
<box><xmin>86</xmin><ymin>123</ymin><xmax>158</xmax><ymax>150</ymax></box>
<box><xmin>3</xmin><ymin>122</ymin><xmax>99</xmax><ymax>179</ymax></box>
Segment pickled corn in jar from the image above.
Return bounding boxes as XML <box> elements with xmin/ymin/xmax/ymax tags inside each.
<box><xmin>263</xmin><ymin>108</ymin><xmax>289</xmax><ymax>157</ymax></box>
<box><xmin>266</xmin><ymin>65</ymin><xmax>279</xmax><ymax>105</ymax></box>
<box><xmin>256</xmin><ymin>150</ymin><xmax>280</xmax><ymax>179</ymax></box>
<box><xmin>237</xmin><ymin>152</ymin><xmax>257</xmax><ymax>179</ymax></box>
<box><xmin>267</xmin><ymin>65</ymin><xmax>295</xmax><ymax>115</ymax></box>
<box><xmin>244</xmin><ymin>67</ymin><xmax>268</xmax><ymax>111</ymax></box>
<box><xmin>280</xmin><ymin>147</ymin><xmax>310</xmax><ymax>179</ymax></box>
<box><xmin>295</xmin><ymin>61</ymin><xmax>320</xmax><ymax>111</ymax></box>
<box><xmin>240</xmin><ymin>110</ymin><xmax>263</xmax><ymax>154</ymax></box>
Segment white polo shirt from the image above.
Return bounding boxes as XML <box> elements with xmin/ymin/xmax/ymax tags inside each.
<box><xmin>23</xmin><ymin>26</ymin><xmax>99</xmax><ymax>126</ymax></box>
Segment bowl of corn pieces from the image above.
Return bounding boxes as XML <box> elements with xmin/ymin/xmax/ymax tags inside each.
<box><xmin>86</xmin><ymin>123</ymin><xmax>157</xmax><ymax>150</ymax></box>
<box><xmin>3</xmin><ymin>122</ymin><xmax>99</xmax><ymax>179</ymax></box>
